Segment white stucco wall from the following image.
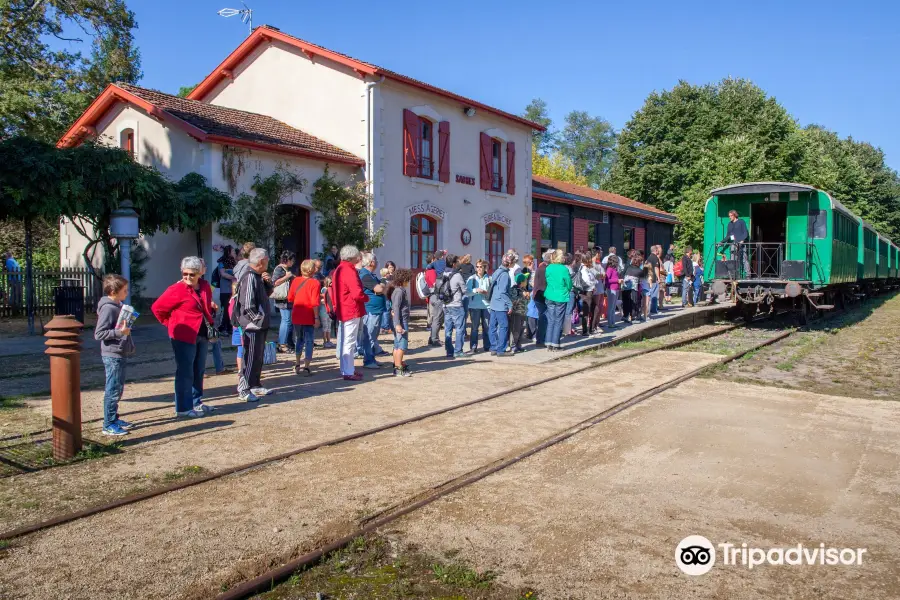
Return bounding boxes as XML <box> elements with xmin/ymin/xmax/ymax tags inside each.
<box><xmin>60</xmin><ymin>102</ymin><xmax>359</xmax><ymax>301</ymax></box>
<box><xmin>372</xmin><ymin>80</ymin><xmax>533</xmax><ymax>268</ymax></box>
<box><xmin>203</xmin><ymin>41</ymin><xmax>366</xmax><ymax>161</ymax></box>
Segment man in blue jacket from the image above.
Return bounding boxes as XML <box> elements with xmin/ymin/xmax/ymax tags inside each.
<box><xmin>489</xmin><ymin>250</ymin><xmax>517</xmax><ymax>357</ymax></box>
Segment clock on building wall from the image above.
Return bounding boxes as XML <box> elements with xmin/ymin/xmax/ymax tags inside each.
<box><xmin>461</xmin><ymin>228</ymin><xmax>472</xmax><ymax>246</ymax></box>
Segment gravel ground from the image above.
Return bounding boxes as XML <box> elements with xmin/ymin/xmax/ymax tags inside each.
<box><xmin>705</xmin><ymin>293</ymin><xmax>900</xmax><ymax>400</ymax></box>
<box><xmin>0</xmin><ymin>350</ymin><xmax>721</xmax><ymax>599</ymax></box>
<box><xmin>393</xmin><ymin>377</ymin><xmax>900</xmax><ymax>600</ymax></box>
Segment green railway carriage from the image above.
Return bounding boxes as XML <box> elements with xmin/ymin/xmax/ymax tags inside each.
<box><xmin>703</xmin><ymin>182</ymin><xmax>893</xmax><ymax>322</ymax></box>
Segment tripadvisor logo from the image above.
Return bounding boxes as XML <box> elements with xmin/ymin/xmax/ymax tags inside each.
<box><xmin>676</xmin><ymin>536</ymin><xmax>867</xmax><ymax>575</ymax></box>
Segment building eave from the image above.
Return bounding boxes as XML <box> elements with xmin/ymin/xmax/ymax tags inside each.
<box><xmin>533</xmin><ymin>191</ymin><xmax>679</xmax><ymax>224</ymax></box>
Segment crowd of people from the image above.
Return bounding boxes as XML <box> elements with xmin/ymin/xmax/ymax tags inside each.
<box><xmin>93</xmin><ymin>239</ymin><xmax>706</xmax><ymax>435</ymax></box>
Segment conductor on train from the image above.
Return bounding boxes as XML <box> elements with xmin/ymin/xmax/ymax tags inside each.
<box><xmin>724</xmin><ymin>209</ymin><xmax>750</xmax><ymax>276</ymax></box>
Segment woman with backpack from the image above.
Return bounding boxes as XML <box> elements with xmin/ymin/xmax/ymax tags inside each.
<box><xmin>576</xmin><ymin>254</ymin><xmax>598</xmax><ymax>336</ymax></box>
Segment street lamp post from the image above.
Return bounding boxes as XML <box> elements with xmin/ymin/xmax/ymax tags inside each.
<box><xmin>109</xmin><ymin>200</ymin><xmax>140</xmax><ymax>305</ymax></box>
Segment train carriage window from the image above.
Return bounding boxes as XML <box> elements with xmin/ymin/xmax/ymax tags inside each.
<box><xmin>808</xmin><ymin>210</ymin><xmax>827</xmax><ymax>239</ymax></box>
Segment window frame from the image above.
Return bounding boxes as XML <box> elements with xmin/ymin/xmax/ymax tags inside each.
<box><xmin>491</xmin><ymin>138</ymin><xmax>502</xmax><ymax>192</ymax></box>
<box><xmin>410</xmin><ymin>214</ymin><xmax>438</xmax><ymax>269</ymax></box>
<box><xmin>539</xmin><ymin>215</ymin><xmax>554</xmax><ymax>255</ymax></box>
<box><xmin>417</xmin><ymin>117</ymin><xmax>434</xmax><ymax>179</ymax></box>
<box><xmin>120</xmin><ymin>128</ymin><xmax>135</xmax><ymax>158</ymax></box>
<box><xmin>808</xmin><ymin>209</ymin><xmax>827</xmax><ymax>239</ymax></box>
<box><xmin>623</xmin><ymin>227</ymin><xmax>635</xmax><ymax>252</ymax></box>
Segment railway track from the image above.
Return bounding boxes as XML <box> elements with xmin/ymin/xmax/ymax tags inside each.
<box><xmin>213</xmin><ymin>325</ymin><xmax>794</xmax><ymax>600</ymax></box>
<box><xmin>0</xmin><ymin>321</ymin><xmax>740</xmax><ymax>542</ymax></box>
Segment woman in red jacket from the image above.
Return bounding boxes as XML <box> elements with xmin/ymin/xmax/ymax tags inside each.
<box><xmin>287</xmin><ymin>259</ymin><xmax>322</xmax><ymax>376</ymax></box>
<box><xmin>151</xmin><ymin>256</ymin><xmax>218</xmax><ymax>417</ymax></box>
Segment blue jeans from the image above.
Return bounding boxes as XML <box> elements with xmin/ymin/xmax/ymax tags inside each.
<box><xmin>359</xmin><ymin>312</ymin><xmax>383</xmax><ymax>365</ymax></box>
<box><xmin>293</xmin><ymin>324</ymin><xmax>315</xmax><ymax>361</ymax></box>
<box><xmin>535</xmin><ymin>298</ymin><xmax>548</xmax><ymax>345</ymax></box>
<box><xmin>544</xmin><ymin>299</ymin><xmax>567</xmax><ymax>348</ymax></box>
<box><xmin>682</xmin><ymin>278</ymin><xmax>693</xmax><ymax>306</ymax></box>
<box><xmin>278</xmin><ymin>308</ymin><xmax>294</xmax><ymax>346</ymax></box>
<box><xmin>606</xmin><ymin>289</ymin><xmax>618</xmax><ymax>327</ymax></box>
<box><xmin>489</xmin><ymin>310</ymin><xmax>509</xmax><ymax>354</ymax></box>
<box><xmin>468</xmin><ymin>307</ymin><xmax>490</xmax><ymax>351</ymax></box>
<box><xmin>649</xmin><ymin>282</ymin><xmax>660</xmax><ymax>314</ymax></box>
<box><xmin>101</xmin><ymin>356</ymin><xmax>126</xmax><ymax>428</ymax></box>
<box><xmin>444</xmin><ymin>306</ymin><xmax>466</xmax><ymax>356</ymax></box>
<box><xmin>380</xmin><ymin>307</ymin><xmax>391</xmax><ymax>330</ymax></box>
<box><xmin>462</xmin><ymin>296</ymin><xmax>470</xmax><ymax>339</ymax></box>
<box><xmin>171</xmin><ymin>337</ymin><xmax>207</xmax><ymax>413</ymax></box>
<box><xmin>694</xmin><ymin>279</ymin><xmax>703</xmax><ymax>304</ymax></box>
<box><xmin>211</xmin><ymin>338</ymin><xmax>224</xmax><ymax>373</ymax></box>
<box><xmin>563</xmin><ymin>292</ymin><xmax>576</xmax><ymax>335</ymax></box>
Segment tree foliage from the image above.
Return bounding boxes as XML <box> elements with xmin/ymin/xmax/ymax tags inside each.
<box><xmin>0</xmin><ymin>0</ymin><xmax>141</xmax><ymax>142</ymax></box>
<box><xmin>608</xmin><ymin>78</ymin><xmax>900</xmax><ymax>247</ymax></box>
<box><xmin>531</xmin><ymin>144</ymin><xmax>588</xmax><ymax>186</ymax></box>
<box><xmin>177</xmin><ymin>84</ymin><xmax>198</xmax><ymax>98</ymax></box>
<box><xmin>0</xmin><ymin>138</ymin><xmax>232</xmax><ymax>280</ymax></box>
<box><xmin>218</xmin><ymin>167</ymin><xmax>307</xmax><ymax>259</ymax></box>
<box><xmin>309</xmin><ymin>167</ymin><xmax>385</xmax><ymax>251</ymax></box>
<box><xmin>523</xmin><ymin>98</ymin><xmax>555</xmax><ymax>154</ymax></box>
<box><xmin>559</xmin><ymin>111</ymin><xmax>617</xmax><ymax>188</ymax></box>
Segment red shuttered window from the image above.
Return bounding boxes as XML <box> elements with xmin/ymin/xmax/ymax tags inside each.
<box><xmin>403</xmin><ymin>109</ymin><xmax>419</xmax><ymax>177</ymax></box>
<box><xmin>418</xmin><ymin>118</ymin><xmax>433</xmax><ymax>178</ymax></box>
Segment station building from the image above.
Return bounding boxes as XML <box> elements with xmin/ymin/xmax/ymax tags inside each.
<box><xmin>57</xmin><ymin>25</ymin><xmax>673</xmax><ymax>302</ymax></box>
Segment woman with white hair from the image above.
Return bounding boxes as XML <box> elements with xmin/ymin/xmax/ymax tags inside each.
<box><xmin>329</xmin><ymin>244</ymin><xmax>369</xmax><ymax>381</ymax></box>
<box><xmin>151</xmin><ymin>256</ymin><xmax>219</xmax><ymax>417</ymax></box>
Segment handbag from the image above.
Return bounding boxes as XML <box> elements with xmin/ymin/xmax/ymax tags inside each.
<box><xmin>271</xmin><ymin>267</ymin><xmax>292</xmax><ymax>301</ymax></box>
<box><xmin>189</xmin><ymin>287</ymin><xmax>218</xmax><ymax>342</ymax></box>
<box><xmin>263</xmin><ymin>341</ymin><xmax>277</xmax><ymax>365</ymax></box>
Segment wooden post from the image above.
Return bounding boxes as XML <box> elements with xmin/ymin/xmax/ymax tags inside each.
<box><xmin>44</xmin><ymin>315</ymin><xmax>83</xmax><ymax>460</ymax></box>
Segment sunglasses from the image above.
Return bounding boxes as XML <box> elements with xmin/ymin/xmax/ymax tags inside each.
<box><xmin>182</xmin><ymin>272</ymin><xmax>199</xmax><ymax>278</ymax></box>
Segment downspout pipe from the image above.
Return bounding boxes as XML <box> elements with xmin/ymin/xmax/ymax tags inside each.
<box><xmin>365</xmin><ymin>76</ymin><xmax>385</xmax><ymax>240</ymax></box>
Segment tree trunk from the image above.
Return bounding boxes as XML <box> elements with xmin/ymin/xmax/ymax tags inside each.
<box><xmin>25</xmin><ymin>217</ymin><xmax>34</xmax><ymax>335</ymax></box>
<box><xmin>196</xmin><ymin>230</ymin><xmax>203</xmax><ymax>258</ymax></box>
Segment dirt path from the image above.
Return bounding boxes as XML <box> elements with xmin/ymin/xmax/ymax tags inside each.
<box><xmin>393</xmin><ymin>377</ymin><xmax>900</xmax><ymax>600</ymax></box>
<box><xmin>0</xmin><ymin>351</ymin><xmax>722</xmax><ymax>599</ymax></box>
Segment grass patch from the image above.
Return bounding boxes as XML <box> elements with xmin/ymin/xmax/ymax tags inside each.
<box><xmin>256</xmin><ymin>535</ymin><xmax>536</xmax><ymax>600</ymax></box>
<box><xmin>0</xmin><ymin>396</ymin><xmax>27</xmax><ymax>410</ymax></box>
<box><xmin>161</xmin><ymin>465</ymin><xmax>206</xmax><ymax>482</ymax></box>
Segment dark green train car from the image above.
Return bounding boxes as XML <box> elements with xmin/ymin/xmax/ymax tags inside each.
<box><xmin>703</xmin><ymin>182</ymin><xmax>879</xmax><ymax>321</ymax></box>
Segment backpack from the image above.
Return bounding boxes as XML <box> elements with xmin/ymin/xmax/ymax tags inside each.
<box><xmin>435</xmin><ymin>273</ymin><xmax>454</xmax><ymax>304</ymax></box>
<box><xmin>211</xmin><ymin>262</ymin><xmax>221</xmax><ymax>288</ymax></box>
<box><xmin>573</xmin><ymin>268</ymin><xmax>591</xmax><ymax>293</ymax></box>
<box><xmin>415</xmin><ymin>271</ymin><xmax>433</xmax><ymax>300</ymax></box>
<box><xmin>230</xmin><ymin>278</ymin><xmax>242</xmax><ymax>328</ymax></box>
<box><xmin>324</xmin><ymin>284</ymin><xmax>337</xmax><ymax>320</ymax></box>
<box><xmin>673</xmin><ymin>260</ymin><xmax>684</xmax><ymax>277</ymax></box>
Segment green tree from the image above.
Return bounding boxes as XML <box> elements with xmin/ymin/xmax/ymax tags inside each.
<box><xmin>523</xmin><ymin>98</ymin><xmax>555</xmax><ymax>154</ymax></box>
<box><xmin>531</xmin><ymin>145</ymin><xmax>589</xmax><ymax>186</ymax></box>
<box><xmin>309</xmin><ymin>167</ymin><xmax>385</xmax><ymax>251</ymax></box>
<box><xmin>177</xmin><ymin>84</ymin><xmax>198</xmax><ymax>98</ymax></box>
<box><xmin>219</xmin><ymin>168</ymin><xmax>308</xmax><ymax>259</ymax></box>
<box><xmin>559</xmin><ymin>110</ymin><xmax>617</xmax><ymax>188</ymax></box>
<box><xmin>0</xmin><ymin>0</ymin><xmax>141</xmax><ymax>142</ymax></box>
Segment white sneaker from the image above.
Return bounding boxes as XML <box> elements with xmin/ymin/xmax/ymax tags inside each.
<box><xmin>175</xmin><ymin>409</ymin><xmax>204</xmax><ymax>418</ymax></box>
<box><xmin>250</xmin><ymin>387</ymin><xmax>272</xmax><ymax>396</ymax></box>
<box><xmin>240</xmin><ymin>392</ymin><xmax>260</xmax><ymax>403</ymax></box>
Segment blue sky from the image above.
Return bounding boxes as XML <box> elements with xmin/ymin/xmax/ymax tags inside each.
<box><xmin>77</xmin><ymin>0</ymin><xmax>900</xmax><ymax>170</ymax></box>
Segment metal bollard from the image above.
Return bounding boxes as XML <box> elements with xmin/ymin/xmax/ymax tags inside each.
<box><xmin>44</xmin><ymin>315</ymin><xmax>84</xmax><ymax>460</ymax></box>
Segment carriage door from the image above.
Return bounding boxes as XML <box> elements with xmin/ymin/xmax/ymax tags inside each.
<box><xmin>750</xmin><ymin>202</ymin><xmax>787</xmax><ymax>278</ymax></box>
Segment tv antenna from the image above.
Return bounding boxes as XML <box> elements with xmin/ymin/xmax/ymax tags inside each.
<box><xmin>218</xmin><ymin>2</ymin><xmax>253</xmax><ymax>35</ymax></box>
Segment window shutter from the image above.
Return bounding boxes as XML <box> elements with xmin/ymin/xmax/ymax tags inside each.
<box><xmin>506</xmin><ymin>141</ymin><xmax>516</xmax><ymax>195</ymax></box>
<box><xmin>403</xmin><ymin>109</ymin><xmax>419</xmax><ymax>177</ymax></box>
<box><xmin>634</xmin><ymin>227</ymin><xmax>646</xmax><ymax>254</ymax></box>
<box><xmin>479</xmin><ymin>132</ymin><xmax>492</xmax><ymax>190</ymax></box>
<box><xmin>574</xmin><ymin>218</ymin><xmax>589</xmax><ymax>253</ymax></box>
<box><xmin>532</xmin><ymin>211</ymin><xmax>540</xmax><ymax>243</ymax></box>
<box><xmin>438</xmin><ymin>121</ymin><xmax>450</xmax><ymax>183</ymax></box>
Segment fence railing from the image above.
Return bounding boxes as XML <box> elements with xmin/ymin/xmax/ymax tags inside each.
<box><xmin>0</xmin><ymin>268</ymin><xmax>104</xmax><ymax>318</ymax></box>
<box><xmin>712</xmin><ymin>242</ymin><xmax>812</xmax><ymax>281</ymax></box>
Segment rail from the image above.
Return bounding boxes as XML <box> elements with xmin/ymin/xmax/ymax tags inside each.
<box><xmin>712</xmin><ymin>242</ymin><xmax>813</xmax><ymax>281</ymax></box>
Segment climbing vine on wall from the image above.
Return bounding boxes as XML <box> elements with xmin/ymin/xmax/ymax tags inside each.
<box><xmin>221</xmin><ymin>146</ymin><xmax>249</xmax><ymax>195</ymax></box>
<box><xmin>309</xmin><ymin>166</ymin><xmax>386</xmax><ymax>251</ymax></box>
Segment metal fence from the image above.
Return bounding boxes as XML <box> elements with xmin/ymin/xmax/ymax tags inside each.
<box><xmin>713</xmin><ymin>242</ymin><xmax>812</xmax><ymax>281</ymax></box>
<box><xmin>0</xmin><ymin>268</ymin><xmax>104</xmax><ymax>318</ymax></box>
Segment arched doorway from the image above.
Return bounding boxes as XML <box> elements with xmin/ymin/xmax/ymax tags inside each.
<box><xmin>276</xmin><ymin>205</ymin><xmax>310</xmax><ymax>269</ymax></box>
<box><xmin>410</xmin><ymin>214</ymin><xmax>437</xmax><ymax>305</ymax></box>
<box><xmin>485</xmin><ymin>222</ymin><xmax>505</xmax><ymax>272</ymax></box>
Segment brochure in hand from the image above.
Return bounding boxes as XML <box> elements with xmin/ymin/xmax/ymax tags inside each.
<box><xmin>115</xmin><ymin>304</ymin><xmax>139</xmax><ymax>330</ymax></box>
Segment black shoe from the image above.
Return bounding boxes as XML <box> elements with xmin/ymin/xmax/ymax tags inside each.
<box><xmin>490</xmin><ymin>351</ymin><xmax>497</xmax><ymax>356</ymax></box>
<box><xmin>497</xmin><ymin>350</ymin><xmax>515</xmax><ymax>357</ymax></box>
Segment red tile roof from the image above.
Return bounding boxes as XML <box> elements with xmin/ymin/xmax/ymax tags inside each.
<box><xmin>117</xmin><ymin>84</ymin><xmax>363</xmax><ymax>164</ymax></box>
<box><xmin>188</xmin><ymin>26</ymin><xmax>546</xmax><ymax>132</ymax></box>
<box><xmin>532</xmin><ymin>176</ymin><xmax>677</xmax><ymax>223</ymax></box>
<box><xmin>58</xmin><ymin>83</ymin><xmax>365</xmax><ymax>166</ymax></box>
